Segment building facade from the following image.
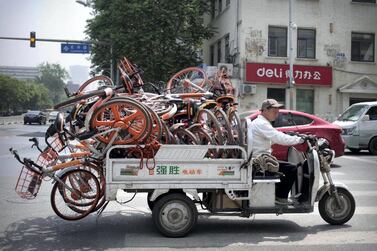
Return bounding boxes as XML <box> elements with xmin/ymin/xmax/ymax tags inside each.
<box><xmin>203</xmin><ymin>0</ymin><xmax>377</xmax><ymax>121</ymax></box>
<box><xmin>0</xmin><ymin>66</ymin><xmax>40</xmax><ymax>81</ymax></box>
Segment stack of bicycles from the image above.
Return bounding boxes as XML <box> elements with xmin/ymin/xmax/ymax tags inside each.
<box><xmin>10</xmin><ymin>57</ymin><xmax>245</xmax><ymax>221</ymax></box>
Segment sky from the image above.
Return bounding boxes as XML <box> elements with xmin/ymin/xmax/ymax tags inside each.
<box><xmin>0</xmin><ymin>0</ymin><xmax>92</xmax><ymax>74</ymax></box>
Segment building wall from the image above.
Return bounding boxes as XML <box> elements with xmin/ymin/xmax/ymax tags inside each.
<box><xmin>203</xmin><ymin>0</ymin><xmax>377</xmax><ymax>121</ymax></box>
<box><xmin>0</xmin><ymin>66</ymin><xmax>39</xmax><ymax>81</ymax></box>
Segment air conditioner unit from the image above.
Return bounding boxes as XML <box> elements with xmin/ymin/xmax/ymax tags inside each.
<box><xmin>217</xmin><ymin>63</ymin><xmax>233</xmax><ymax>76</ymax></box>
<box><xmin>241</xmin><ymin>84</ymin><xmax>256</xmax><ymax>95</ymax></box>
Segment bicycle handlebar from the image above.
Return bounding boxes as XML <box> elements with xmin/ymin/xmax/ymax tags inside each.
<box><xmin>9</xmin><ymin>148</ymin><xmax>43</xmax><ymax>174</ymax></box>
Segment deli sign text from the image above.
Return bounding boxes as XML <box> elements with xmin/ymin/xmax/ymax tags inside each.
<box><xmin>246</xmin><ymin>63</ymin><xmax>332</xmax><ymax>86</ymax></box>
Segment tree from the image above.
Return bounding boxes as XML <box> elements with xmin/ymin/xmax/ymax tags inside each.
<box><xmin>86</xmin><ymin>0</ymin><xmax>214</xmax><ymax>83</ymax></box>
<box><xmin>0</xmin><ymin>75</ymin><xmax>52</xmax><ymax>113</ymax></box>
<box><xmin>36</xmin><ymin>63</ymin><xmax>69</xmax><ymax>104</ymax></box>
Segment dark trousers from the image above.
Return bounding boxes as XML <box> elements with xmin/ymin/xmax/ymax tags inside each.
<box><xmin>275</xmin><ymin>161</ymin><xmax>297</xmax><ymax>199</ymax></box>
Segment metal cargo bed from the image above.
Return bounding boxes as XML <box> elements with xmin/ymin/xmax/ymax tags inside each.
<box><xmin>105</xmin><ymin>145</ymin><xmax>251</xmax><ymax>200</ymax></box>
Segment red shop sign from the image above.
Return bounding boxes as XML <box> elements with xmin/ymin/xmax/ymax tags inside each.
<box><xmin>245</xmin><ymin>62</ymin><xmax>332</xmax><ymax>86</ymax></box>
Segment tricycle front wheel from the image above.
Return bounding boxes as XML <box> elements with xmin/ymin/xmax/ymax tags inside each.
<box><xmin>152</xmin><ymin>193</ymin><xmax>197</xmax><ymax>237</ymax></box>
<box><xmin>319</xmin><ymin>187</ymin><xmax>355</xmax><ymax>225</ymax></box>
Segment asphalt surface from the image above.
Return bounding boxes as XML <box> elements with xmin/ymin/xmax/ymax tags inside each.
<box><xmin>0</xmin><ymin>123</ymin><xmax>377</xmax><ymax>251</ymax></box>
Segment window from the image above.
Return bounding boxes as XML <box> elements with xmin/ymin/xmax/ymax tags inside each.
<box><xmin>296</xmin><ymin>89</ymin><xmax>314</xmax><ymax>114</ymax></box>
<box><xmin>351</xmin><ymin>32</ymin><xmax>375</xmax><ymax>62</ymax></box>
<box><xmin>352</xmin><ymin>0</ymin><xmax>376</xmax><ymax>3</ymax></box>
<box><xmin>210</xmin><ymin>44</ymin><xmax>215</xmax><ymax>66</ymax></box>
<box><xmin>267</xmin><ymin>88</ymin><xmax>286</xmax><ymax>106</ymax></box>
<box><xmin>366</xmin><ymin>106</ymin><xmax>377</xmax><ymax>120</ymax></box>
<box><xmin>224</xmin><ymin>34</ymin><xmax>230</xmax><ymax>63</ymax></box>
<box><xmin>297</xmin><ymin>29</ymin><xmax>316</xmax><ymax>59</ymax></box>
<box><xmin>279</xmin><ymin>113</ymin><xmax>313</xmax><ymax>127</ymax></box>
<box><xmin>268</xmin><ymin>26</ymin><xmax>287</xmax><ymax>57</ymax></box>
<box><xmin>217</xmin><ymin>40</ymin><xmax>222</xmax><ymax>63</ymax></box>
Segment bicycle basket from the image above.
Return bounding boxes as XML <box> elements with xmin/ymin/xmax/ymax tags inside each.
<box><xmin>15</xmin><ymin>166</ymin><xmax>42</xmax><ymax>200</ymax></box>
<box><xmin>36</xmin><ymin>147</ymin><xmax>57</xmax><ymax>168</ymax></box>
<box><xmin>46</xmin><ymin>133</ymin><xmax>66</xmax><ymax>152</ymax></box>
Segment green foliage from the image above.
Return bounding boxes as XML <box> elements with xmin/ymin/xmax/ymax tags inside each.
<box><xmin>0</xmin><ymin>74</ymin><xmax>52</xmax><ymax>113</ymax></box>
<box><xmin>86</xmin><ymin>0</ymin><xmax>214</xmax><ymax>83</ymax></box>
<box><xmin>36</xmin><ymin>62</ymin><xmax>69</xmax><ymax>104</ymax></box>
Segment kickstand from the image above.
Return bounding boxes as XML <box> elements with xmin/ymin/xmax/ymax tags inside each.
<box><xmin>96</xmin><ymin>201</ymin><xmax>110</xmax><ymax>222</ymax></box>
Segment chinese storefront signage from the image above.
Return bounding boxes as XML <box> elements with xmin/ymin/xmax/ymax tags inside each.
<box><xmin>245</xmin><ymin>63</ymin><xmax>332</xmax><ymax>86</ymax></box>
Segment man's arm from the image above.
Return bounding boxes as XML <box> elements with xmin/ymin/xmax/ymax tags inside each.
<box><xmin>254</xmin><ymin>121</ymin><xmax>303</xmax><ymax>146</ymax></box>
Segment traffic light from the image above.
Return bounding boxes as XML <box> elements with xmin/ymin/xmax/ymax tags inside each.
<box><xmin>30</xmin><ymin>32</ymin><xmax>36</xmax><ymax>47</ymax></box>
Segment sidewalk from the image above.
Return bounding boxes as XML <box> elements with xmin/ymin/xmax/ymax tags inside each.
<box><xmin>0</xmin><ymin>115</ymin><xmax>23</xmax><ymax>125</ymax></box>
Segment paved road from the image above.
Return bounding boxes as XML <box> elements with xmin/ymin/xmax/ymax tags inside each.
<box><xmin>0</xmin><ymin>124</ymin><xmax>376</xmax><ymax>250</ymax></box>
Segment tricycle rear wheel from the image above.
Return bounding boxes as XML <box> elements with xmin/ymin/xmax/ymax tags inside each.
<box><xmin>152</xmin><ymin>193</ymin><xmax>197</xmax><ymax>237</ymax></box>
<box><xmin>318</xmin><ymin>187</ymin><xmax>355</xmax><ymax>225</ymax></box>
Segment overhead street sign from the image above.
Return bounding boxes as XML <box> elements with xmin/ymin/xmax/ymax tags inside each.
<box><xmin>61</xmin><ymin>43</ymin><xmax>91</xmax><ymax>54</ymax></box>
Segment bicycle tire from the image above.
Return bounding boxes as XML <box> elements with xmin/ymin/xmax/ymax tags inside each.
<box><xmin>78</xmin><ymin>75</ymin><xmax>114</xmax><ymax>94</ymax></box>
<box><xmin>89</xmin><ymin>97</ymin><xmax>152</xmax><ymax>145</ymax></box>
<box><xmin>80</xmin><ymin>161</ymin><xmax>106</xmax><ymax>212</ymax></box>
<box><xmin>166</xmin><ymin>67</ymin><xmax>207</xmax><ymax>94</ymax></box>
<box><xmin>172</xmin><ymin>128</ymin><xmax>199</xmax><ymax>145</ymax></box>
<box><xmin>195</xmin><ymin>109</ymin><xmax>224</xmax><ymax>145</ymax></box>
<box><xmin>228</xmin><ymin>110</ymin><xmax>244</xmax><ymax>147</ymax></box>
<box><xmin>214</xmin><ymin>108</ymin><xmax>235</xmax><ymax>145</ymax></box>
<box><xmin>108</xmin><ymin>96</ymin><xmax>162</xmax><ymax>143</ymax></box>
<box><xmin>161</xmin><ymin>122</ymin><xmax>176</xmax><ymax>144</ymax></box>
<box><xmin>54</xmin><ymin>89</ymin><xmax>105</xmax><ymax>110</ymax></box>
<box><xmin>189</xmin><ymin>126</ymin><xmax>218</xmax><ymax>158</ymax></box>
<box><xmin>50</xmin><ymin>169</ymin><xmax>100</xmax><ymax>221</ymax></box>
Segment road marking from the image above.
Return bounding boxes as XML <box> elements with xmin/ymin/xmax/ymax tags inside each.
<box><xmin>341</xmin><ymin>155</ymin><xmax>377</xmax><ymax>164</ymax></box>
<box><xmin>352</xmin><ymin>191</ymin><xmax>377</xmax><ymax>196</ymax></box>
<box><xmin>227</xmin><ymin>231</ymin><xmax>377</xmax><ymax>246</ymax></box>
<box><xmin>341</xmin><ymin>180</ymin><xmax>377</xmax><ymax>184</ymax></box>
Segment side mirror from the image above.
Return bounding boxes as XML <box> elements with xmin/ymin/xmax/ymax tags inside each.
<box><xmin>361</xmin><ymin>114</ymin><xmax>370</xmax><ymax>121</ymax></box>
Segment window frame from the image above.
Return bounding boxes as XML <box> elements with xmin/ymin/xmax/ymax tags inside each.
<box><xmin>268</xmin><ymin>26</ymin><xmax>288</xmax><ymax>57</ymax></box>
<box><xmin>351</xmin><ymin>32</ymin><xmax>375</xmax><ymax>62</ymax></box>
<box><xmin>297</xmin><ymin>28</ymin><xmax>316</xmax><ymax>59</ymax></box>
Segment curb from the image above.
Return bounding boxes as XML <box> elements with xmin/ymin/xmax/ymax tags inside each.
<box><xmin>0</xmin><ymin>115</ymin><xmax>24</xmax><ymax>126</ymax></box>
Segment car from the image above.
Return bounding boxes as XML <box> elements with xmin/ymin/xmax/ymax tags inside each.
<box><xmin>333</xmin><ymin>101</ymin><xmax>377</xmax><ymax>155</ymax></box>
<box><xmin>242</xmin><ymin>109</ymin><xmax>345</xmax><ymax>161</ymax></box>
<box><xmin>24</xmin><ymin>110</ymin><xmax>47</xmax><ymax>125</ymax></box>
<box><xmin>48</xmin><ymin>111</ymin><xmax>59</xmax><ymax>123</ymax></box>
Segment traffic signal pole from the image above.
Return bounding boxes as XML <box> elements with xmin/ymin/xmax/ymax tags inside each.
<box><xmin>0</xmin><ymin>35</ymin><xmax>114</xmax><ymax>81</ymax></box>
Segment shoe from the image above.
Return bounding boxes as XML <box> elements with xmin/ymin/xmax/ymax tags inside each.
<box><xmin>275</xmin><ymin>197</ymin><xmax>294</xmax><ymax>205</ymax></box>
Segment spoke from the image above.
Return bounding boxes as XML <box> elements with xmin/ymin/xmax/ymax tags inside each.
<box><xmin>122</xmin><ymin>110</ymin><xmax>143</xmax><ymax>124</ymax></box>
<box><xmin>94</xmin><ymin>120</ymin><xmax>114</xmax><ymax>127</ymax></box>
<box><xmin>110</xmin><ymin>104</ymin><xmax>121</xmax><ymax>121</ymax></box>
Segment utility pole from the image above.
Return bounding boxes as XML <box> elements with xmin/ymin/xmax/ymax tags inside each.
<box><xmin>287</xmin><ymin>0</ymin><xmax>295</xmax><ymax>110</ymax></box>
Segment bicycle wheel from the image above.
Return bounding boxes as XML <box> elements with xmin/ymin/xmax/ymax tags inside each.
<box><xmin>110</xmin><ymin>96</ymin><xmax>162</xmax><ymax>143</ymax></box>
<box><xmin>161</xmin><ymin>122</ymin><xmax>176</xmax><ymax>144</ymax></box>
<box><xmin>228</xmin><ymin>109</ymin><xmax>244</xmax><ymax>147</ymax></box>
<box><xmin>50</xmin><ymin>169</ymin><xmax>100</xmax><ymax>221</ymax></box>
<box><xmin>214</xmin><ymin>108</ymin><xmax>235</xmax><ymax>145</ymax></box>
<box><xmin>81</xmin><ymin>161</ymin><xmax>106</xmax><ymax>212</ymax></box>
<box><xmin>166</xmin><ymin>67</ymin><xmax>207</xmax><ymax>94</ymax></box>
<box><xmin>78</xmin><ymin>75</ymin><xmax>114</xmax><ymax>94</ymax></box>
<box><xmin>195</xmin><ymin>109</ymin><xmax>224</xmax><ymax>145</ymax></box>
<box><xmin>189</xmin><ymin>125</ymin><xmax>218</xmax><ymax>158</ymax></box>
<box><xmin>90</xmin><ymin>98</ymin><xmax>152</xmax><ymax>145</ymax></box>
<box><xmin>144</xmin><ymin>105</ymin><xmax>163</xmax><ymax>142</ymax></box>
<box><xmin>172</xmin><ymin>128</ymin><xmax>199</xmax><ymax>145</ymax></box>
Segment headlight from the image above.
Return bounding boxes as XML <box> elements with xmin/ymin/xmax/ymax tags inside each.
<box><xmin>342</xmin><ymin>126</ymin><xmax>356</xmax><ymax>135</ymax></box>
<box><xmin>318</xmin><ymin>138</ymin><xmax>330</xmax><ymax>150</ymax></box>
